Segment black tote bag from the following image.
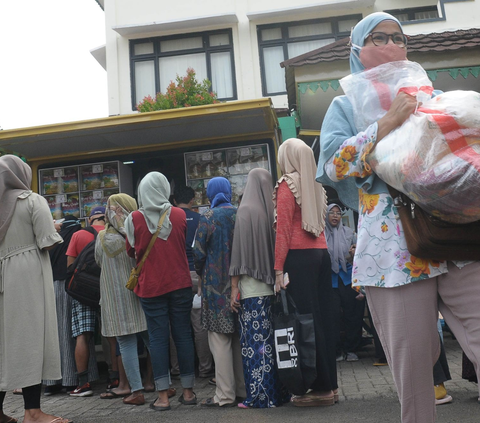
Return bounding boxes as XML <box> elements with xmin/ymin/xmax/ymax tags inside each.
<box><xmin>272</xmin><ymin>289</ymin><xmax>317</xmax><ymax>395</ymax></box>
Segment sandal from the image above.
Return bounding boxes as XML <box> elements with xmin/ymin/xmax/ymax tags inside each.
<box><xmin>149</xmin><ymin>400</ymin><xmax>171</xmax><ymax>411</ymax></box>
<box><xmin>292</xmin><ymin>393</ymin><xmax>335</xmax><ymax>407</ymax></box>
<box><xmin>201</xmin><ymin>397</ymin><xmax>235</xmax><ymax>407</ymax></box>
<box><xmin>100</xmin><ymin>390</ymin><xmax>129</xmax><ymax>399</ymax></box>
<box><xmin>178</xmin><ymin>393</ymin><xmax>197</xmax><ymax>405</ymax></box>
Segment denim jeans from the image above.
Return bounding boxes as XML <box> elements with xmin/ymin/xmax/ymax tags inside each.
<box><xmin>116</xmin><ymin>331</ymin><xmax>149</xmax><ymax>392</ymax></box>
<box><xmin>140</xmin><ymin>288</ymin><xmax>195</xmax><ymax>391</ymax></box>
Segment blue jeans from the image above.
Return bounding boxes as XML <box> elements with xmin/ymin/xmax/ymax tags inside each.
<box><xmin>116</xmin><ymin>331</ymin><xmax>149</xmax><ymax>392</ymax></box>
<box><xmin>140</xmin><ymin>288</ymin><xmax>195</xmax><ymax>391</ymax></box>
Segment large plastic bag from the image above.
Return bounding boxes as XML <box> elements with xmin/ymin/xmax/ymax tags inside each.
<box><xmin>340</xmin><ymin>61</ymin><xmax>480</xmax><ymax>223</ymax></box>
<box><xmin>340</xmin><ymin>61</ymin><xmax>433</xmax><ymax>132</ymax></box>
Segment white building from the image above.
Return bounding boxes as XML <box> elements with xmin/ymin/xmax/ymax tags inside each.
<box><xmin>92</xmin><ymin>0</ymin><xmax>480</xmax><ymax>121</ymax></box>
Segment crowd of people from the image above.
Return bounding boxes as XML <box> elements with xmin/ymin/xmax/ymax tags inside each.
<box><xmin>1</xmin><ymin>11</ymin><xmax>480</xmax><ymax>423</ymax></box>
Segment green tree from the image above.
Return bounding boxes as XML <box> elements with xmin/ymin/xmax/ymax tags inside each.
<box><xmin>137</xmin><ymin>68</ymin><xmax>220</xmax><ymax>112</ymax></box>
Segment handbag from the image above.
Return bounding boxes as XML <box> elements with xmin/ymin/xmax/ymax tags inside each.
<box><xmin>387</xmin><ymin>185</ymin><xmax>480</xmax><ymax>261</ymax></box>
<box><xmin>126</xmin><ymin>209</ymin><xmax>168</xmax><ymax>291</ymax></box>
<box><xmin>272</xmin><ymin>289</ymin><xmax>317</xmax><ymax>396</ymax></box>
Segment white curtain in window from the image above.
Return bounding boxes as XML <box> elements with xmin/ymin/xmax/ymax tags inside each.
<box><xmin>160</xmin><ymin>37</ymin><xmax>203</xmax><ymax>53</ymax></box>
<box><xmin>263</xmin><ymin>46</ymin><xmax>286</xmax><ymax>94</ymax></box>
<box><xmin>134</xmin><ymin>42</ymin><xmax>154</xmax><ymax>55</ymax></box>
<box><xmin>287</xmin><ymin>39</ymin><xmax>334</xmax><ymax>59</ymax></box>
<box><xmin>288</xmin><ymin>22</ymin><xmax>332</xmax><ymax>37</ymax></box>
<box><xmin>338</xmin><ymin>19</ymin><xmax>360</xmax><ymax>33</ymax></box>
<box><xmin>159</xmin><ymin>53</ymin><xmax>207</xmax><ymax>92</ymax></box>
<box><xmin>134</xmin><ymin>60</ymin><xmax>156</xmax><ymax>104</ymax></box>
<box><xmin>210</xmin><ymin>52</ymin><xmax>233</xmax><ymax>98</ymax></box>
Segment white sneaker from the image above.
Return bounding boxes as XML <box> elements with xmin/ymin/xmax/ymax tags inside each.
<box><xmin>435</xmin><ymin>394</ymin><xmax>453</xmax><ymax>405</ymax></box>
<box><xmin>336</xmin><ymin>353</ymin><xmax>345</xmax><ymax>362</ymax></box>
<box><xmin>346</xmin><ymin>352</ymin><xmax>359</xmax><ymax>362</ymax></box>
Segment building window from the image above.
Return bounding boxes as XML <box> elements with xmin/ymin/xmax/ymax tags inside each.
<box><xmin>386</xmin><ymin>6</ymin><xmax>439</xmax><ymax>22</ymax></box>
<box><xmin>130</xmin><ymin>29</ymin><xmax>236</xmax><ymax>109</ymax></box>
<box><xmin>257</xmin><ymin>15</ymin><xmax>361</xmax><ymax>96</ymax></box>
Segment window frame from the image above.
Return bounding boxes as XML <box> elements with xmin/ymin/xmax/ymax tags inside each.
<box><xmin>257</xmin><ymin>15</ymin><xmax>362</xmax><ymax>97</ymax></box>
<box><xmin>129</xmin><ymin>29</ymin><xmax>237</xmax><ymax>110</ymax></box>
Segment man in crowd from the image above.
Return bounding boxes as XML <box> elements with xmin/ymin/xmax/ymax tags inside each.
<box><xmin>66</xmin><ymin>207</ymin><xmax>106</xmax><ymax>396</ymax></box>
<box><xmin>171</xmin><ymin>186</ymin><xmax>214</xmax><ymax>379</ymax></box>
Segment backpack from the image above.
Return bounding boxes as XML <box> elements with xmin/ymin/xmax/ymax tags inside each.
<box><xmin>65</xmin><ymin>226</ymin><xmax>101</xmax><ymax>309</ymax></box>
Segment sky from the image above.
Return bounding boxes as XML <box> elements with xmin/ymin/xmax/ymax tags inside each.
<box><xmin>0</xmin><ymin>0</ymin><xmax>108</xmax><ymax>130</ymax></box>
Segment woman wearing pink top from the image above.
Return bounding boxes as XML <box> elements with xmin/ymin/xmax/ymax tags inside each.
<box><xmin>273</xmin><ymin>138</ymin><xmax>337</xmax><ymax>407</ymax></box>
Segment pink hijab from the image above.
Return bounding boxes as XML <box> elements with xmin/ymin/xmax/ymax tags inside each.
<box><xmin>0</xmin><ymin>155</ymin><xmax>32</xmax><ymax>242</ymax></box>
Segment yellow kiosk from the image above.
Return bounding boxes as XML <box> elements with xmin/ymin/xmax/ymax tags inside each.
<box><xmin>0</xmin><ymin>99</ymin><xmax>281</xmax><ymax>221</ymax></box>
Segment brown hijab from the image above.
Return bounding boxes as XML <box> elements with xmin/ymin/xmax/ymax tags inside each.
<box><xmin>273</xmin><ymin>138</ymin><xmax>327</xmax><ymax>237</ymax></box>
<box><xmin>229</xmin><ymin>168</ymin><xmax>275</xmax><ymax>285</ymax></box>
<box><xmin>0</xmin><ymin>155</ymin><xmax>32</xmax><ymax>242</ymax></box>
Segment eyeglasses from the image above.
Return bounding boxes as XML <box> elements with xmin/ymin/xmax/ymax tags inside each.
<box><xmin>367</xmin><ymin>32</ymin><xmax>408</xmax><ymax>48</ymax></box>
<box><xmin>328</xmin><ymin>211</ymin><xmax>342</xmax><ymax>217</ymax></box>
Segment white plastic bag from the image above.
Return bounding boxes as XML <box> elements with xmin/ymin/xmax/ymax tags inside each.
<box><xmin>192</xmin><ymin>293</ymin><xmax>202</xmax><ymax>309</ymax></box>
<box><xmin>341</xmin><ymin>61</ymin><xmax>480</xmax><ymax>223</ymax></box>
<box><xmin>368</xmin><ymin>90</ymin><xmax>480</xmax><ymax>223</ymax></box>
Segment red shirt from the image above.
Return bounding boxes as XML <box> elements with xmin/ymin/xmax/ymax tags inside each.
<box><xmin>274</xmin><ymin>181</ymin><xmax>327</xmax><ymax>270</ymax></box>
<box><xmin>126</xmin><ymin>207</ymin><xmax>192</xmax><ymax>298</ymax></box>
<box><xmin>66</xmin><ymin>224</ymin><xmax>105</xmax><ymax>258</ymax></box>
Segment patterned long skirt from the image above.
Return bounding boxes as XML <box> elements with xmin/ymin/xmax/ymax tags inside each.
<box><xmin>238</xmin><ymin>296</ymin><xmax>289</xmax><ymax>408</ymax></box>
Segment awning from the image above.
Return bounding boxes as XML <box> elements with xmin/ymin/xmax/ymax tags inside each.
<box><xmin>0</xmin><ymin>99</ymin><xmax>278</xmax><ymax>164</ymax></box>
<box><xmin>246</xmin><ymin>0</ymin><xmax>375</xmax><ymax>21</ymax></box>
<box><xmin>112</xmin><ymin>13</ymin><xmax>238</xmax><ymax>37</ymax></box>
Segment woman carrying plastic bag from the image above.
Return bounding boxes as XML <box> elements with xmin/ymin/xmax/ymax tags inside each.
<box><xmin>317</xmin><ymin>12</ymin><xmax>480</xmax><ymax>423</ymax></box>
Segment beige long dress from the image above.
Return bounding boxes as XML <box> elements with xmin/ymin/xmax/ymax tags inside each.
<box><xmin>0</xmin><ymin>192</ymin><xmax>63</xmax><ymax>390</ymax></box>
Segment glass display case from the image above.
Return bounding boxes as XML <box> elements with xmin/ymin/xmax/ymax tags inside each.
<box><xmin>185</xmin><ymin>144</ymin><xmax>271</xmax><ymax>207</ymax></box>
<box><xmin>39</xmin><ymin>161</ymin><xmax>133</xmax><ymax>221</ymax></box>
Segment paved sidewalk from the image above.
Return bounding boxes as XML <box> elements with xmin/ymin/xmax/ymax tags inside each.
<box><xmin>3</xmin><ymin>333</ymin><xmax>479</xmax><ymax>422</ymax></box>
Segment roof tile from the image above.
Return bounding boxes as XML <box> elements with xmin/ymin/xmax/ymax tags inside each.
<box><xmin>281</xmin><ymin>28</ymin><xmax>480</xmax><ymax>68</ymax></box>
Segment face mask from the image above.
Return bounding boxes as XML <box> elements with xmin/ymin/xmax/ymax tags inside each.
<box><xmin>359</xmin><ymin>44</ymin><xmax>407</xmax><ymax>69</ymax></box>
<box><xmin>107</xmin><ymin>209</ymin><xmax>117</xmax><ymax>225</ymax></box>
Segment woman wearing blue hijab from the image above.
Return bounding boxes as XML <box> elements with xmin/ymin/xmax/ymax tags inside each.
<box><xmin>317</xmin><ymin>12</ymin><xmax>480</xmax><ymax>423</ymax></box>
<box><xmin>194</xmin><ymin>177</ymin><xmax>246</xmax><ymax>407</ymax></box>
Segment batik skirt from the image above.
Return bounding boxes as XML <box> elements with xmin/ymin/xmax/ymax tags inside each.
<box><xmin>238</xmin><ymin>295</ymin><xmax>289</xmax><ymax>408</ymax></box>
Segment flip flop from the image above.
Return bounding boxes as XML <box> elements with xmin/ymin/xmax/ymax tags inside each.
<box><xmin>291</xmin><ymin>394</ymin><xmax>335</xmax><ymax>407</ymax></box>
<box><xmin>100</xmin><ymin>391</ymin><xmax>129</xmax><ymax>399</ymax></box>
<box><xmin>149</xmin><ymin>400</ymin><xmax>171</xmax><ymax>411</ymax></box>
<box><xmin>201</xmin><ymin>397</ymin><xmax>235</xmax><ymax>407</ymax></box>
<box><xmin>178</xmin><ymin>393</ymin><xmax>197</xmax><ymax>405</ymax></box>
<box><xmin>48</xmin><ymin>418</ymin><xmax>73</xmax><ymax>423</ymax></box>
<box><xmin>4</xmin><ymin>417</ymin><xmax>18</xmax><ymax>423</ymax></box>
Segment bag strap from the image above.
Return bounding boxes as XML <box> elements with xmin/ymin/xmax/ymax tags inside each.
<box><xmin>279</xmin><ymin>289</ymin><xmax>289</xmax><ymax>316</ymax></box>
<box><xmin>136</xmin><ymin>209</ymin><xmax>169</xmax><ymax>273</ymax></box>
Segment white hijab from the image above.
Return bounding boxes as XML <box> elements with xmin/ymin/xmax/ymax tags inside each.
<box><xmin>124</xmin><ymin>172</ymin><xmax>172</xmax><ymax>247</ymax></box>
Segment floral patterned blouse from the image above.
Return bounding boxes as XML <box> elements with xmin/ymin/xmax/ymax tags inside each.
<box><xmin>325</xmin><ymin>122</ymin><xmax>469</xmax><ymax>288</ymax></box>
<box><xmin>194</xmin><ymin>205</ymin><xmax>237</xmax><ymax>333</ymax></box>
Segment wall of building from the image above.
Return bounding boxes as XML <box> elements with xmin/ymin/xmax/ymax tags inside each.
<box><xmin>101</xmin><ymin>0</ymin><xmax>479</xmax><ymax>117</ymax></box>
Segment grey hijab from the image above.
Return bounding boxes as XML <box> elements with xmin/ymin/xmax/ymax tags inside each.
<box><xmin>124</xmin><ymin>172</ymin><xmax>172</xmax><ymax>247</ymax></box>
<box><xmin>324</xmin><ymin>203</ymin><xmax>355</xmax><ymax>274</ymax></box>
<box><xmin>0</xmin><ymin>155</ymin><xmax>32</xmax><ymax>242</ymax></box>
<box><xmin>229</xmin><ymin>168</ymin><xmax>275</xmax><ymax>285</ymax></box>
